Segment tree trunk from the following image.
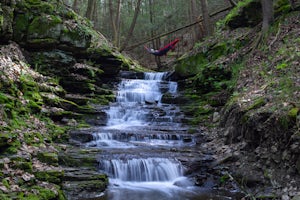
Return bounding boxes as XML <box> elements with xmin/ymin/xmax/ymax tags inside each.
<box><xmin>109</xmin><ymin>0</ymin><xmax>117</xmax><ymax>45</ymax></box>
<box><xmin>115</xmin><ymin>0</ymin><xmax>122</xmax><ymax>47</ymax></box>
<box><xmin>86</xmin><ymin>0</ymin><xmax>96</xmax><ymax>20</ymax></box>
<box><xmin>261</xmin><ymin>0</ymin><xmax>274</xmax><ymax>32</ymax></box>
<box><xmin>149</xmin><ymin>0</ymin><xmax>161</xmax><ymax>68</ymax></box>
<box><xmin>190</xmin><ymin>0</ymin><xmax>198</xmax><ymax>42</ymax></box>
<box><xmin>200</xmin><ymin>0</ymin><xmax>212</xmax><ymax>36</ymax></box>
<box><xmin>72</xmin><ymin>0</ymin><xmax>79</xmax><ymax>13</ymax></box>
<box><xmin>120</xmin><ymin>0</ymin><xmax>142</xmax><ymax>52</ymax></box>
<box><xmin>92</xmin><ymin>0</ymin><xmax>99</xmax><ymax>30</ymax></box>
<box><xmin>109</xmin><ymin>0</ymin><xmax>122</xmax><ymax>46</ymax></box>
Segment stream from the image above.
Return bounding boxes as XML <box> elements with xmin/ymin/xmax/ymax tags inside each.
<box><xmin>81</xmin><ymin>72</ymin><xmax>238</xmax><ymax>200</ymax></box>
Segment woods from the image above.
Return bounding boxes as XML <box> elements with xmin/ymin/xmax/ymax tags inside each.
<box><xmin>63</xmin><ymin>0</ymin><xmax>233</xmax><ymax>63</ymax></box>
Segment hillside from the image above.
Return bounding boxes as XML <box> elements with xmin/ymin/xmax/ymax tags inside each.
<box><xmin>172</xmin><ymin>1</ymin><xmax>300</xmax><ymax>198</ymax></box>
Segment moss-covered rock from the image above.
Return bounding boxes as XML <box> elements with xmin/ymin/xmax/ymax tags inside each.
<box><xmin>12</xmin><ymin>13</ymin><xmax>31</xmax><ymax>43</ymax></box>
<box><xmin>12</xmin><ymin>161</ymin><xmax>33</xmax><ymax>173</ymax></box>
<box><xmin>27</xmin><ymin>14</ymin><xmax>62</xmax><ymax>47</ymax></box>
<box><xmin>60</xmin><ymin>21</ymin><xmax>92</xmax><ymax>51</ymax></box>
<box><xmin>224</xmin><ymin>0</ymin><xmax>262</xmax><ymax>29</ymax></box>
<box><xmin>34</xmin><ymin>169</ymin><xmax>64</xmax><ymax>184</ymax></box>
<box><xmin>174</xmin><ymin>53</ymin><xmax>207</xmax><ymax>78</ymax></box>
<box><xmin>0</xmin><ymin>3</ymin><xmax>15</xmax><ymax>42</ymax></box>
<box><xmin>37</xmin><ymin>152</ymin><xmax>58</xmax><ymax>166</ymax></box>
<box><xmin>0</xmin><ymin>134</ymin><xmax>9</xmax><ymax>151</ymax></box>
<box><xmin>16</xmin><ymin>0</ymin><xmax>56</xmax><ymax>14</ymax></box>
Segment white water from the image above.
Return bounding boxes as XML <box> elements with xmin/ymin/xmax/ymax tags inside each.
<box><xmin>105</xmin><ymin>72</ymin><xmax>177</xmax><ymax>129</ymax></box>
<box><xmin>95</xmin><ymin>72</ymin><xmax>199</xmax><ymax>199</ymax></box>
<box><xmin>81</xmin><ymin>72</ymin><xmax>238</xmax><ymax>199</ymax></box>
<box><xmin>101</xmin><ymin>157</ymin><xmax>183</xmax><ymax>182</ymax></box>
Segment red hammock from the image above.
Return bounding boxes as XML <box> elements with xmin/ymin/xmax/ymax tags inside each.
<box><xmin>144</xmin><ymin>38</ymin><xmax>179</xmax><ymax>56</ymax></box>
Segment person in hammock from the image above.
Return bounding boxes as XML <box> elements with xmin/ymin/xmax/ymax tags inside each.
<box><xmin>145</xmin><ymin>38</ymin><xmax>179</xmax><ymax>56</ymax></box>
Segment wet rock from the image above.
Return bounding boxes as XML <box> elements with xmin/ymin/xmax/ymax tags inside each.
<box><xmin>58</xmin><ymin>147</ymin><xmax>99</xmax><ymax>168</ymax></box>
<box><xmin>37</xmin><ymin>152</ymin><xmax>58</xmax><ymax>166</ymax></box>
<box><xmin>62</xmin><ymin>167</ymin><xmax>108</xmax><ymax>199</ymax></box>
<box><xmin>226</xmin><ymin>0</ymin><xmax>262</xmax><ymax>29</ymax></box>
<box><xmin>68</xmin><ymin>129</ymin><xmax>94</xmax><ymax>143</ymax></box>
<box><xmin>34</xmin><ymin>169</ymin><xmax>64</xmax><ymax>184</ymax></box>
<box><xmin>232</xmin><ymin>167</ymin><xmax>264</xmax><ymax>187</ymax></box>
<box><xmin>120</xmin><ymin>71</ymin><xmax>144</xmax><ymax>79</ymax></box>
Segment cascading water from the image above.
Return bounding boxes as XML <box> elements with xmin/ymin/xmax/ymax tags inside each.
<box><xmin>105</xmin><ymin>72</ymin><xmax>177</xmax><ymax>128</ymax></box>
<box><xmin>82</xmin><ymin>71</ymin><xmax>238</xmax><ymax>200</ymax></box>
<box><xmin>101</xmin><ymin>158</ymin><xmax>183</xmax><ymax>182</ymax></box>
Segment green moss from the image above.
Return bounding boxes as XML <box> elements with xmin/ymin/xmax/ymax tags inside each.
<box><xmin>279</xmin><ymin>115</ymin><xmax>291</xmax><ymax>130</ymax></box>
<box><xmin>12</xmin><ymin>161</ymin><xmax>33</xmax><ymax>173</ymax></box>
<box><xmin>274</xmin><ymin>0</ymin><xmax>291</xmax><ymax>15</ymax></box>
<box><xmin>37</xmin><ymin>152</ymin><xmax>58</xmax><ymax>166</ymax></box>
<box><xmin>27</xmin><ymin>15</ymin><xmax>62</xmax><ymax>41</ymax></box>
<box><xmin>34</xmin><ymin>170</ymin><xmax>63</xmax><ymax>184</ymax></box>
<box><xmin>13</xmin><ymin>13</ymin><xmax>31</xmax><ymax>42</ymax></box>
<box><xmin>27</xmin><ymin>38</ymin><xmax>59</xmax><ymax>46</ymax></box>
<box><xmin>16</xmin><ymin>185</ymin><xmax>62</xmax><ymax>200</ymax></box>
<box><xmin>0</xmin><ymin>92</ymin><xmax>10</xmax><ymax>104</ymax></box>
<box><xmin>207</xmin><ymin>42</ymin><xmax>228</xmax><ymax>61</ymax></box>
<box><xmin>5</xmin><ymin>139</ymin><xmax>21</xmax><ymax>154</ymax></box>
<box><xmin>175</xmin><ymin>53</ymin><xmax>208</xmax><ymax>78</ymax></box>
<box><xmin>288</xmin><ymin>107</ymin><xmax>299</xmax><ymax>119</ymax></box>
<box><xmin>24</xmin><ymin>132</ymin><xmax>44</xmax><ymax>146</ymax></box>
<box><xmin>0</xmin><ymin>15</ymin><xmax>3</xmax><ymax>30</ymax></box>
<box><xmin>17</xmin><ymin>0</ymin><xmax>55</xmax><ymax>14</ymax></box>
<box><xmin>224</xmin><ymin>0</ymin><xmax>256</xmax><ymax>24</ymax></box>
<box><xmin>276</xmin><ymin>62</ymin><xmax>288</xmax><ymax>70</ymax></box>
<box><xmin>220</xmin><ymin>173</ymin><xmax>230</xmax><ymax>184</ymax></box>
<box><xmin>245</xmin><ymin>97</ymin><xmax>267</xmax><ymax>111</ymax></box>
<box><xmin>0</xmin><ymin>194</ymin><xmax>10</xmax><ymax>200</ymax></box>
<box><xmin>2</xmin><ymin>179</ymin><xmax>10</xmax><ymax>189</ymax></box>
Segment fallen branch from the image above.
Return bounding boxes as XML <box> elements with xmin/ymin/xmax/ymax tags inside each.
<box><xmin>125</xmin><ymin>5</ymin><xmax>233</xmax><ymax>50</ymax></box>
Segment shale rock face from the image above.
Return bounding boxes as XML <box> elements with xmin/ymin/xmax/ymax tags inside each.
<box><xmin>0</xmin><ymin>1</ymin><xmax>139</xmax><ymax>199</ymax></box>
<box><xmin>0</xmin><ymin>0</ymin><xmax>139</xmax><ymax>116</ymax></box>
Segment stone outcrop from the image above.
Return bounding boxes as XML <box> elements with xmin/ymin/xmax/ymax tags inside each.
<box><xmin>0</xmin><ymin>1</ymin><xmax>141</xmax><ymax>199</ymax></box>
<box><xmin>0</xmin><ymin>0</ymin><xmax>143</xmax><ymax>123</ymax></box>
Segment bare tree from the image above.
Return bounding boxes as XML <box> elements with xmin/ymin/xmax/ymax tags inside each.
<box><xmin>120</xmin><ymin>0</ymin><xmax>142</xmax><ymax>52</ymax></box>
<box><xmin>109</xmin><ymin>0</ymin><xmax>122</xmax><ymax>46</ymax></box>
<box><xmin>72</xmin><ymin>0</ymin><xmax>79</xmax><ymax>13</ymax></box>
<box><xmin>261</xmin><ymin>0</ymin><xmax>274</xmax><ymax>32</ymax></box>
<box><xmin>86</xmin><ymin>0</ymin><xmax>95</xmax><ymax>20</ymax></box>
<box><xmin>200</xmin><ymin>0</ymin><xmax>212</xmax><ymax>36</ymax></box>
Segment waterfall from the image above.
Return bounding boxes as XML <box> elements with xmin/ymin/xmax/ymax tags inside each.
<box><xmin>105</xmin><ymin>72</ymin><xmax>178</xmax><ymax>128</ymax></box>
<box><xmin>77</xmin><ymin>71</ymin><xmax>238</xmax><ymax>200</ymax></box>
<box><xmin>100</xmin><ymin>158</ymin><xmax>183</xmax><ymax>182</ymax></box>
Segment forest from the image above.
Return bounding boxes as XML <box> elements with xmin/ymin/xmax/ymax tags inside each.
<box><xmin>0</xmin><ymin>0</ymin><xmax>299</xmax><ymax>200</ymax></box>
<box><xmin>63</xmin><ymin>0</ymin><xmax>234</xmax><ymax>67</ymax></box>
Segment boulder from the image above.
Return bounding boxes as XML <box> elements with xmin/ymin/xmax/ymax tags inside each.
<box><xmin>225</xmin><ymin>0</ymin><xmax>262</xmax><ymax>29</ymax></box>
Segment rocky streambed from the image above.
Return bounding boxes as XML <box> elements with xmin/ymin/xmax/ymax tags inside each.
<box><xmin>60</xmin><ymin>71</ymin><xmax>244</xmax><ymax>200</ymax></box>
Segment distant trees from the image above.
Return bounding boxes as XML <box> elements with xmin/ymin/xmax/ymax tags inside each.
<box><xmin>64</xmin><ymin>0</ymin><xmax>235</xmax><ymax>59</ymax></box>
<box><xmin>119</xmin><ymin>0</ymin><xmax>142</xmax><ymax>52</ymax></box>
